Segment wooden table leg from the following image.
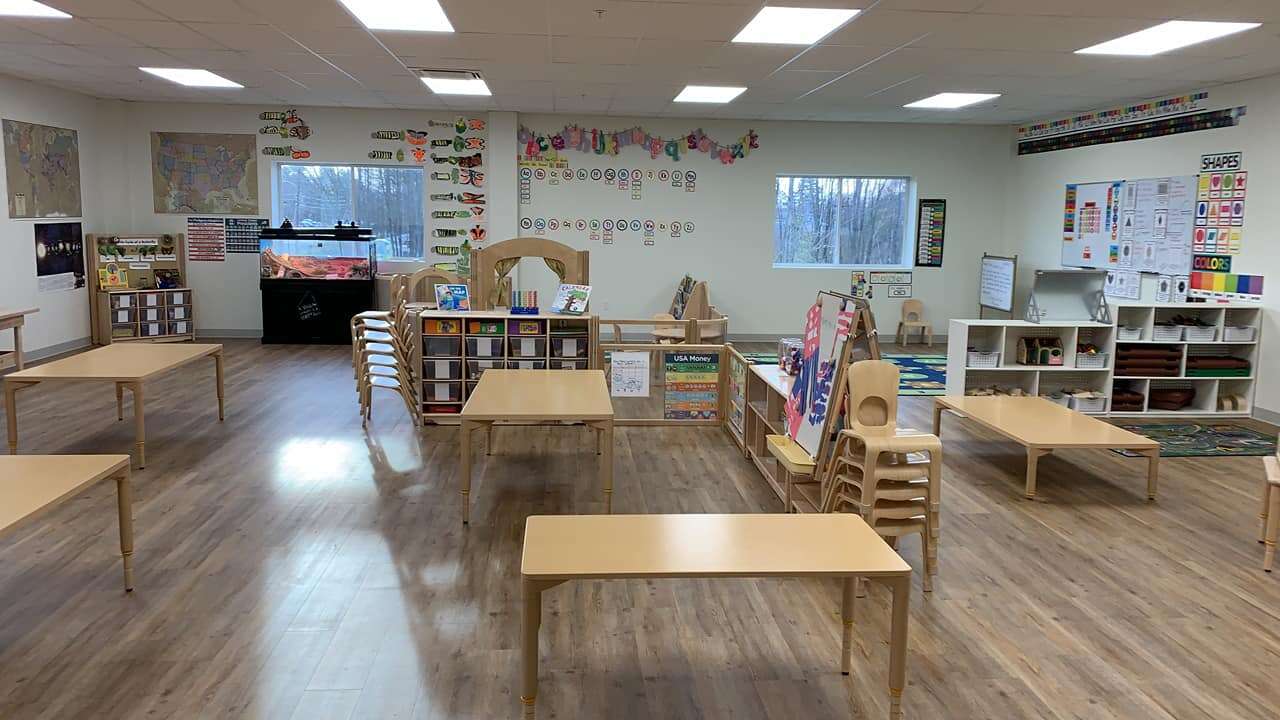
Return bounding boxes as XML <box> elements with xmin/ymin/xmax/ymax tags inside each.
<box><xmin>116</xmin><ymin>467</ymin><xmax>135</xmax><ymax>592</ymax></box>
<box><xmin>1025</xmin><ymin>447</ymin><xmax>1049</xmax><ymax>499</ymax></box>
<box><xmin>1265</xmin><ymin>485</ymin><xmax>1280</xmax><ymax>572</ymax></box>
<box><xmin>131</xmin><ymin>382</ymin><xmax>146</xmax><ymax>468</ymax></box>
<box><xmin>932</xmin><ymin>402</ymin><xmax>944</xmax><ymax>436</ymax></box>
<box><xmin>1143</xmin><ymin>448</ymin><xmax>1159</xmax><ymax>500</ymax></box>
<box><xmin>522</xmin><ymin>579</ymin><xmax>543</xmax><ymax>719</ymax></box>
<box><xmin>486</xmin><ymin>423</ymin><xmax>493</xmax><ymax>456</ymax></box>
<box><xmin>600</xmin><ymin>419</ymin><xmax>614</xmax><ymax>513</ymax></box>
<box><xmin>886</xmin><ymin>575</ymin><xmax>910</xmax><ymax>720</ymax></box>
<box><xmin>115</xmin><ymin>382</ymin><xmax>125</xmax><ymax>421</ymax></box>
<box><xmin>214</xmin><ymin>351</ymin><xmax>225</xmax><ymax>421</ymax></box>
<box><xmin>840</xmin><ymin>576</ymin><xmax>855</xmax><ymax>675</ymax></box>
<box><xmin>4</xmin><ymin>379</ymin><xmax>17</xmax><ymax>455</ymax></box>
<box><xmin>12</xmin><ymin>322</ymin><xmax>23</xmax><ymax>371</ymax></box>
<box><xmin>460</xmin><ymin>419</ymin><xmax>473</xmax><ymax>525</ymax></box>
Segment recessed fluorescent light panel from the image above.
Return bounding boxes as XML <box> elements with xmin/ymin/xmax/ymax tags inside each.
<box><xmin>338</xmin><ymin>0</ymin><xmax>454</xmax><ymax>32</ymax></box>
<box><xmin>732</xmin><ymin>7</ymin><xmax>861</xmax><ymax>45</ymax></box>
<box><xmin>1076</xmin><ymin>20</ymin><xmax>1261</xmax><ymax>56</ymax></box>
<box><xmin>904</xmin><ymin>92</ymin><xmax>1001</xmax><ymax>109</ymax></box>
<box><xmin>674</xmin><ymin>85</ymin><xmax>747</xmax><ymax>103</ymax></box>
<box><xmin>0</xmin><ymin>1</ymin><xmax>71</xmax><ymax>18</ymax></box>
<box><xmin>139</xmin><ymin>68</ymin><xmax>243</xmax><ymax>88</ymax></box>
<box><xmin>421</xmin><ymin>77</ymin><xmax>491</xmax><ymax>96</ymax></box>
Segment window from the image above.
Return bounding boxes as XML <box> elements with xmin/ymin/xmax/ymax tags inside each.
<box><xmin>277</xmin><ymin>163</ymin><xmax>425</xmax><ymax>260</ymax></box>
<box><xmin>773</xmin><ymin>175</ymin><xmax>912</xmax><ymax>268</ymax></box>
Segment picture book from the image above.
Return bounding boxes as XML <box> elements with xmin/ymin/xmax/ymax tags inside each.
<box><xmin>434</xmin><ymin>283</ymin><xmax>470</xmax><ymax>311</ymax></box>
<box><xmin>551</xmin><ymin>283</ymin><xmax>592</xmax><ymax>315</ymax></box>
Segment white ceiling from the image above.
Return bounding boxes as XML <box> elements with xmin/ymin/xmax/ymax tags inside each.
<box><xmin>1</xmin><ymin>0</ymin><xmax>1278</xmax><ymax>124</ymax></box>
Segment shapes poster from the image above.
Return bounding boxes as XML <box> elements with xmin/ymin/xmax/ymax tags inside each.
<box><xmin>1194</xmin><ymin>168</ymin><xmax>1246</xmax><ymax>255</ymax></box>
<box><xmin>4</xmin><ymin>119</ymin><xmax>82</xmax><ymax>218</ymax></box>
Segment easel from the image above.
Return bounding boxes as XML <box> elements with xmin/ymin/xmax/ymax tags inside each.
<box><xmin>781</xmin><ymin>291</ymin><xmax>882</xmax><ymax>513</ymax></box>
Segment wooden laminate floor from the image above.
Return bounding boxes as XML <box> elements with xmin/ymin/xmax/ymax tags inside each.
<box><xmin>2</xmin><ymin>339</ymin><xmax>1279</xmax><ymax>719</ymax></box>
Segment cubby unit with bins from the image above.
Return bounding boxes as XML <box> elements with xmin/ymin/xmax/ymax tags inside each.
<box><xmin>97</xmin><ymin>288</ymin><xmax>196</xmax><ymax>344</ymax></box>
<box><xmin>1110</xmin><ymin>303</ymin><xmax>1262</xmax><ymax>417</ymax></box>
<box><xmin>947</xmin><ymin>319</ymin><xmax>1113</xmax><ymax>413</ymax></box>
<box><xmin>416</xmin><ymin>310</ymin><xmax>597</xmax><ymax>421</ymax></box>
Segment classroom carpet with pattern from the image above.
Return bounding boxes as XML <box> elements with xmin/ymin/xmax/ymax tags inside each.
<box><xmin>1112</xmin><ymin>422</ymin><xmax>1278</xmax><ymax>458</ymax></box>
<box><xmin>884</xmin><ymin>353</ymin><xmax>948</xmax><ymax>396</ymax></box>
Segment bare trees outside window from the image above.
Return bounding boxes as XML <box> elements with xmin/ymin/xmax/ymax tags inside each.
<box><xmin>279</xmin><ymin>163</ymin><xmax>424</xmax><ymax>260</ymax></box>
<box><xmin>774</xmin><ymin>175</ymin><xmax>911</xmax><ymax>267</ymax></box>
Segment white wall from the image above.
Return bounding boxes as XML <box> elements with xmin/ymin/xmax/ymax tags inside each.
<box><xmin>1005</xmin><ymin>74</ymin><xmax>1280</xmax><ymax>418</ymax></box>
<box><xmin>0</xmin><ymin>74</ymin><xmax>125</xmax><ymax>356</ymax></box>
<box><xmin>518</xmin><ymin>114</ymin><xmax>1011</xmax><ymax>336</ymax></box>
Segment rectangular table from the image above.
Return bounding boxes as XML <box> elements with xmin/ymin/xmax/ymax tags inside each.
<box><xmin>933</xmin><ymin>395</ymin><xmax>1159</xmax><ymax>499</ymax></box>
<box><xmin>5</xmin><ymin>343</ymin><xmax>225</xmax><ymax>468</ymax></box>
<box><xmin>520</xmin><ymin>513</ymin><xmax>913</xmax><ymax>719</ymax></box>
<box><xmin>459</xmin><ymin>370</ymin><xmax>614</xmax><ymax>524</ymax></box>
<box><xmin>0</xmin><ymin>455</ymin><xmax>135</xmax><ymax>591</ymax></box>
<box><xmin>0</xmin><ymin>307</ymin><xmax>38</xmax><ymax>372</ymax></box>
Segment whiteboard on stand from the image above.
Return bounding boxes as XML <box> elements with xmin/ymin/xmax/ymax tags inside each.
<box><xmin>979</xmin><ymin>254</ymin><xmax>1017</xmax><ymax>314</ymax></box>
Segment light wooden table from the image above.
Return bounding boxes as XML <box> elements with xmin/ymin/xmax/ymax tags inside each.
<box><xmin>0</xmin><ymin>454</ymin><xmax>135</xmax><ymax>591</ymax></box>
<box><xmin>933</xmin><ymin>395</ymin><xmax>1159</xmax><ymax>499</ymax></box>
<box><xmin>459</xmin><ymin>369</ymin><xmax>613</xmax><ymax>524</ymax></box>
<box><xmin>520</xmin><ymin>513</ymin><xmax>913</xmax><ymax>719</ymax></box>
<box><xmin>0</xmin><ymin>307</ymin><xmax>38</xmax><ymax>372</ymax></box>
<box><xmin>5</xmin><ymin>343</ymin><xmax>225</xmax><ymax>468</ymax></box>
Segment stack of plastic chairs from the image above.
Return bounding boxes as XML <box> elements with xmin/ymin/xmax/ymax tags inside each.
<box><xmin>351</xmin><ymin>275</ymin><xmax>419</xmax><ymax>427</ymax></box>
<box><xmin>827</xmin><ymin>359</ymin><xmax>941</xmax><ymax>591</ymax></box>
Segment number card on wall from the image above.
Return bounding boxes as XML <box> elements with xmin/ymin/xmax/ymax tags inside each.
<box><xmin>915</xmin><ymin>199</ymin><xmax>945</xmax><ymax>267</ymax></box>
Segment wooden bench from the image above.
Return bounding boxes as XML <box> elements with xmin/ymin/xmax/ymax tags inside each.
<box><xmin>520</xmin><ymin>513</ymin><xmax>913</xmax><ymax>719</ymax></box>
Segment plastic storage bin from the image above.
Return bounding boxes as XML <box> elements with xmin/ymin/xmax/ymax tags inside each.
<box><xmin>550</xmin><ymin>359</ymin><xmax>589</xmax><ymax>370</ymax></box>
<box><xmin>111</xmin><ymin>323</ymin><xmax>137</xmax><ymax>338</ymax></box>
<box><xmin>550</xmin><ymin>336</ymin><xmax>589</xmax><ymax>358</ymax></box>
<box><xmin>423</xmin><ymin>381</ymin><xmax>463</xmax><ymax>403</ymax></box>
<box><xmin>1117</xmin><ymin>326</ymin><xmax>1143</xmax><ymax>341</ymax></box>
<box><xmin>423</xmin><ymin>318</ymin><xmax>462</xmax><ymax>335</ymax></box>
<box><xmin>1151</xmin><ymin>325</ymin><xmax>1184</xmax><ymax>342</ymax></box>
<box><xmin>467</xmin><ymin>359</ymin><xmax>504</xmax><ymax>379</ymax></box>
<box><xmin>1075</xmin><ymin>353</ymin><xmax>1109</xmax><ymax>369</ymax></box>
<box><xmin>168</xmin><ymin>320</ymin><xmax>191</xmax><ymax>335</ymax></box>
<box><xmin>422</xmin><ymin>359</ymin><xmax>462</xmax><ymax>380</ymax></box>
<box><xmin>424</xmin><ymin>336</ymin><xmax>462</xmax><ymax>357</ymax></box>
<box><xmin>167</xmin><ymin>290</ymin><xmax>191</xmax><ymax>305</ymax></box>
<box><xmin>139</xmin><ymin>307</ymin><xmax>163</xmax><ymax>323</ymax></box>
<box><xmin>1224</xmin><ymin>326</ymin><xmax>1256</xmax><ymax>342</ymax></box>
<box><xmin>109</xmin><ymin>293</ymin><xmax>135</xmax><ymax>309</ymax></box>
<box><xmin>111</xmin><ymin>308</ymin><xmax>135</xmax><ymax>324</ymax></box>
<box><xmin>1184</xmin><ymin>326</ymin><xmax>1217</xmax><ymax>342</ymax></box>
<box><xmin>139</xmin><ymin>321</ymin><xmax>167</xmax><ymax>337</ymax></box>
<box><xmin>464</xmin><ymin>336</ymin><xmax>504</xmax><ymax>357</ymax></box>
<box><xmin>966</xmin><ymin>351</ymin><xmax>1000</xmax><ymax>368</ymax></box>
<box><xmin>166</xmin><ymin>305</ymin><xmax>191</xmax><ymax>321</ymax></box>
<box><xmin>507</xmin><ymin>360</ymin><xmax>548</xmax><ymax>370</ymax></box>
<box><xmin>139</xmin><ymin>291</ymin><xmax>165</xmax><ymax>307</ymax></box>
<box><xmin>1067</xmin><ymin>394</ymin><xmax>1107</xmax><ymax>413</ymax></box>
<box><xmin>508</xmin><ymin>336</ymin><xmax>547</xmax><ymax>358</ymax></box>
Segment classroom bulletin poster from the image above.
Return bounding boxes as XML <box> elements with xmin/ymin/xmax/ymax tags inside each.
<box><xmin>664</xmin><ymin>352</ymin><xmax>719</xmax><ymax>420</ymax></box>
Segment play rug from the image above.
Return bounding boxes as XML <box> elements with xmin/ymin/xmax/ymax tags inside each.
<box><xmin>1111</xmin><ymin>422</ymin><xmax>1277</xmax><ymax>458</ymax></box>
<box><xmin>884</xmin><ymin>354</ymin><xmax>947</xmax><ymax>396</ymax></box>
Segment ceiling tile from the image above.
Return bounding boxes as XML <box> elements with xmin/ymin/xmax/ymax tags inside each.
<box><xmin>186</xmin><ymin>23</ymin><xmax>298</xmax><ymax>52</ymax></box>
<box><xmin>41</xmin><ymin>0</ymin><xmax>164</xmax><ymax>20</ymax></box>
<box><xmin>89</xmin><ymin>19</ymin><xmax>226</xmax><ymax>49</ymax></box>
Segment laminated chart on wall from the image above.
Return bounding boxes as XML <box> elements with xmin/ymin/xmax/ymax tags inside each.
<box><xmin>1116</xmin><ymin>175</ymin><xmax>1195</xmax><ymax>276</ymax></box>
<box><xmin>1062</xmin><ymin>181</ymin><xmax>1122</xmax><ymax>269</ymax></box>
<box><xmin>664</xmin><ymin>352</ymin><xmax>719</xmax><ymax>420</ymax></box>
<box><xmin>225</xmin><ymin>218</ymin><xmax>269</xmax><ymax>253</ymax></box>
<box><xmin>187</xmin><ymin>217</ymin><xmax>226</xmax><ymax>261</ymax></box>
<box><xmin>1193</xmin><ymin>168</ymin><xmax>1247</xmax><ymax>255</ymax></box>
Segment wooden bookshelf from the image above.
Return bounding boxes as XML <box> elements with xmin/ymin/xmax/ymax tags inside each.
<box><xmin>86</xmin><ymin>233</ymin><xmax>194</xmax><ymax>345</ymax></box>
<box><xmin>416</xmin><ymin>310</ymin><xmax>597</xmax><ymax>421</ymax></box>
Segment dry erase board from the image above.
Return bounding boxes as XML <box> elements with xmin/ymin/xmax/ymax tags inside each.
<box><xmin>979</xmin><ymin>254</ymin><xmax>1016</xmax><ymax>313</ymax></box>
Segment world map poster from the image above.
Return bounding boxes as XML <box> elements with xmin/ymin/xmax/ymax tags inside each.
<box><xmin>151</xmin><ymin>132</ymin><xmax>258</xmax><ymax>215</ymax></box>
<box><xmin>3</xmin><ymin>119</ymin><xmax>82</xmax><ymax>219</ymax></box>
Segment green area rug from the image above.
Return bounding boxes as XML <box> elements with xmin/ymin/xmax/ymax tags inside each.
<box><xmin>1112</xmin><ymin>422</ymin><xmax>1277</xmax><ymax>458</ymax></box>
<box><xmin>884</xmin><ymin>354</ymin><xmax>947</xmax><ymax>396</ymax></box>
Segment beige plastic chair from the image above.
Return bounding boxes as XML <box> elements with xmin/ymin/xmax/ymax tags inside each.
<box><xmin>896</xmin><ymin>299</ymin><xmax>933</xmax><ymax>347</ymax></box>
<box><xmin>351</xmin><ymin>276</ymin><xmax>419</xmax><ymax>426</ymax></box>
<box><xmin>1260</xmin><ymin>453</ymin><xmax>1280</xmax><ymax>572</ymax></box>
<box><xmin>828</xmin><ymin>359</ymin><xmax>941</xmax><ymax>591</ymax></box>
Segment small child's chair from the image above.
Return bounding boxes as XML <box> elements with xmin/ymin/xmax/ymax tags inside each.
<box><xmin>1260</xmin><ymin>451</ymin><xmax>1280</xmax><ymax>572</ymax></box>
<box><xmin>896</xmin><ymin>300</ymin><xmax>933</xmax><ymax>347</ymax></box>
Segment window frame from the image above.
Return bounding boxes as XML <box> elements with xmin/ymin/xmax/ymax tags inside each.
<box><xmin>272</xmin><ymin>160</ymin><xmax>427</xmax><ymax>262</ymax></box>
<box><xmin>771</xmin><ymin>173</ymin><xmax>917</xmax><ymax>271</ymax></box>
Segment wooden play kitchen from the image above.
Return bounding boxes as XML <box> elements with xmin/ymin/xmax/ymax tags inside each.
<box><xmin>0</xmin><ymin>455</ymin><xmax>135</xmax><ymax>591</ymax></box>
<box><xmin>5</xmin><ymin>343</ymin><xmax>225</xmax><ymax>467</ymax></box>
<box><xmin>519</xmin><ymin>513</ymin><xmax>913</xmax><ymax>720</ymax></box>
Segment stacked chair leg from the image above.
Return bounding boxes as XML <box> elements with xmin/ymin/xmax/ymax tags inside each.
<box><xmin>352</xmin><ymin>275</ymin><xmax>419</xmax><ymax>427</ymax></box>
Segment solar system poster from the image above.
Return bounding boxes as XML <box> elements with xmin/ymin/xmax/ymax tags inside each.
<box><xmin>34</xmin><ymin>221</ymin><xmax>85</xmax><ymax>293</ymax></box>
